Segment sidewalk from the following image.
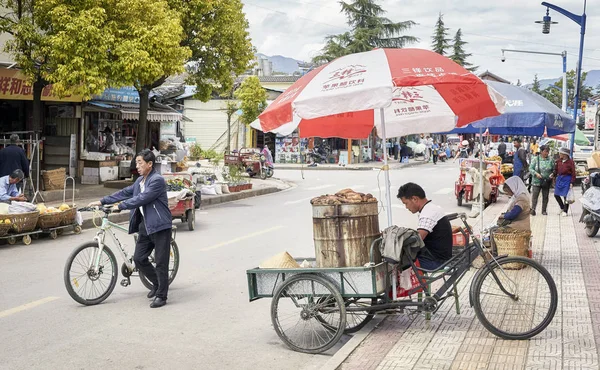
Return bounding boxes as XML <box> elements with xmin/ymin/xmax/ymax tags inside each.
<box><xmin>330</xmin><ymin>195</ymin><xmax>600</xmax><ymax>370</ymax></box>
<box><xmin>40</xmin><ymin>177</ymin><xmax>291</xmax><ymax>231</ymax></box>
<box><xmin>276</xmin><ymin>160</ymin><xmax>429</xmax><ymax>171</ymax></box>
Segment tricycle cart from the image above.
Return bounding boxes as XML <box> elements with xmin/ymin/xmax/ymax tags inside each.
<box><xmin>455</xmin><ymin>158</ymin><xmax>502</xmax><ymax>207</ymax></box>
<box><xmin>164</xmin><ymin>173</ymin><xmax>196</xmax><ymax>230</ymax></box>
<box><xmin>224</xmin><ymin>148</ymin><xmax>270</xmax><ymax>179</ymax></box>
<box><xmin>247</xmin><ymin>213</ymin><xmax>558</xmax><ymax>354</ymax></box>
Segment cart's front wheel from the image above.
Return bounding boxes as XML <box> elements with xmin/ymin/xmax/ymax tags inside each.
<box><xmin>470</xmin><ymin>256</ymin><xmax>557</xmax><ymax>340</ymax></box>
<box><xmin>457</xmin><ymin>190</ymin><xmax>464</xmax><ymax>206</ymax></box>
<box><xmin>186</xmin><ymin>209</ymin><xmax>195</xmax><ymax>231</ymax></box>
<box><xmin>23</xmin><ymin>235</ymin><xmax>32</xmax><ymax>245</ymax></box>
<box><xmin>585</xmin><ymin>222</ymin><xmax>599</xmax><ymax>237</ymax></box>
<box><xmin>7</xmin><ymin>236</ymin><xmax>16</xmax><ymax>245</ymax></box>
<box><xmin>271</xmin><ymin>274</ymin><xmax>346</xmax><ymax>354</ymax></box>
<box><xmin>74</xmin><ymin>226</ymin><xmax>82</xmax><ymax>234</ymax></box>
<box><xmin>50</xmin><ymin>230</ymin><xmax>58</xmax><ymax>239</ymax></box>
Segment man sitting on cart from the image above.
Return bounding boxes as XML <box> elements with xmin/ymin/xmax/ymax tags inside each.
<box><xmin>397</xmin><ymin>182</ymin><xmax>453</xmax><ymax>270</ymax></box>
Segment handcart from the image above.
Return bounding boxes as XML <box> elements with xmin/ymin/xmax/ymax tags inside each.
<box><xmin>455</xmin><ymin>158</ymin><xmax>502</xmax><ymax>207</ymax></box>
<box><xmin>40</xmin><ymin>177</ymin><xmax>82</xmax><ymax>239</ymax></box>
<box><xmin>247</xmin><ymin>213</ymin><xmax>558</xmax><ymax>354</ymax></box>
<box><xmin>164</xmin><ymin>173</ymin><xmax>196</xmax><ymax>230</ymax></box>
<box><xmin>0</xmin><ymin>211</ymin><xmax>42</xmax><ymax>245</ymax></box>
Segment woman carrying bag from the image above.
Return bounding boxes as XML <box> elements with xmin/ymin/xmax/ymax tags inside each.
<box><xmin>529</xmin><ymin>145</ymin><xmax>554</xmax><ymax>216</ymax></box>
<box><xmin>551</xmin><ymin>147</ymin><xmax>576</xmax><ymax>217</ymax></box>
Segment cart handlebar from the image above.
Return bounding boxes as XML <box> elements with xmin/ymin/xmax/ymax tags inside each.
<box><xmin>445</xmin><ymin>212</ymin><xmax>466</xmax><ymax>221</ymax></box>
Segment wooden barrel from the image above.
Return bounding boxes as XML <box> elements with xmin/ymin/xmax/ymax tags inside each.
<box><xmin>312</xmin><ymin>202</ymin><xmax>381</xmax><ymax>268</ymax></box>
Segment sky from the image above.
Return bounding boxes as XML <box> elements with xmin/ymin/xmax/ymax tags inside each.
<box><xmin>242</xmin><ymin>0</ymin><xmax>600</xmax><ymax>85</ymax></box>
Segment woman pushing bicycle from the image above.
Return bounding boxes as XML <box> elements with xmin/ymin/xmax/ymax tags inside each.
<box><xmin>88</xmin><ymin>149</ymin><xmax>172</xmax><ymax>308</ymax></box>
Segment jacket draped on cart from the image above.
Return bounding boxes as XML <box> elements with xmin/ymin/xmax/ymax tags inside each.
<box><xmin>100</xmin><ymin>169</ymin><xmax>172</xmax><ymax>235</ymax></box>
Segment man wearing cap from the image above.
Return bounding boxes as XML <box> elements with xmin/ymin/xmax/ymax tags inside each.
<box><xmin>0</xmin><ymin>134</ymin><xmax>30</xmax><ymax>180</ymax></box>
<box><xmin>0</xmin><ymin>169</ymin><xmax>27</xmax><ymax>203</ymax></box>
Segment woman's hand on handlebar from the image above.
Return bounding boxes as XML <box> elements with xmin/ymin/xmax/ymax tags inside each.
<box><xmin>88</xmin><ymin>201</ymin><xmax>102</xmax><ymax>208</ymax></box>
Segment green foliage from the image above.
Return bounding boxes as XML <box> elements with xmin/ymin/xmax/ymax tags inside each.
<box><xmin>170</xmin><ymin>0</ymin><xmax>254</xmax><ymax>101</ymax></box>
<box><xmin>190</xmin><ymin>143</ymin><xmax>203</xmax><ymax>158</ymax></box>
<box><xmin>313</xmin><ymin>0</ymin><xmax>417</xmax><ymax>64</ymax></box>
<box><xmin>541</xmin><ymin>70</ymin><xmax>594</xmax><ymax>108</ymax></box>
<box><xmin>448</xmin><ymin>28</ymin><xmax>476</xmax><ymax>72</ymax></box>
<box><xmin>226</xmin><ymin>164</ymin><xmax>243</xmax><ymax>183</ymax></box>
<box><xmin>531</xmin><ymin>74</ymin><xmax>542</xmax><ymax>94</ymax></box>
<box><xmin>234</xmin><ymin>76</ymin><xmax>267</xmax><ymax>126</ymax></box>
<box><xmin>201</xmin><ymin>148</ymin><xmax>219</xmax><ymax>161</ymax></box>
<box><xmin>431</xmin><ymin>13</ymin><xmax>450</xmax><ymax>56</ymax></box>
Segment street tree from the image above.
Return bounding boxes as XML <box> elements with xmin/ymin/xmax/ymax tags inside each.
<box><xmin>531</xmin><ymin>74</ymin><xmax>542</xmax><ymax>94</ymax></box>
<box><xmin>0</xmin><ymin>0</ymin><xmax>53</xmax><ymax>131</ymax></box>
<box><xmin>431</xmin><ymin>13</ymin><xmax>450</xmax><ymax>56</ymax></box>
<box><xmin>541</xmin><ymin>70</ymin><xmax>594</xmax><ymax>109</ymax></box>
<box><xmin>235</xmin><ymin>76</ymin><xmax>267</xmax><ymax>126</ymax></box>
<box><xmin>313</xmin><ymin>0</ymin><xmax>417</xmax><ymax>64</ymax></box>
<box><xmin>224</xmin><ymin>100</ymin><xmax>239</xmax><ymax>154</ymax></box>
<box><xmin>448</xmin><ymin>28</ymin><xmax>476</xmax><ymax>71</ymax></box>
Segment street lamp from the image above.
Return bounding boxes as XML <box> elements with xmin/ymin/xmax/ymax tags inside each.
<box><xmin>501</xmin><ymin>49</ymin><xmax>567</xmax><ymax>112</ymax></box>
<box><xmin>538</xmin><ymin>1</ymin><xmax>587</xmax><ymax>156</ymax></box>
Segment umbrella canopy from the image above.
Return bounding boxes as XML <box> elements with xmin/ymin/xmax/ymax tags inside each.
<box><xmin>552</xmin><ymin>127</ymin><xmax>590</xmax><ymax>146</ymax></box>
<box><xmin>440</xmin><ymin>81</ymin><xmax>575</xmax><ymax>136</ymax></box>
<box><xmin>255</xmin><ymin>48</ymin><xmax>505</xmax><ymax>139</ymax></box>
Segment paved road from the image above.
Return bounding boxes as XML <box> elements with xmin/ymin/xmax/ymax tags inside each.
<box><xmin>0</xmin><ymin>161</ymin><xmax>468</xmax><ymax>370</ymax></box>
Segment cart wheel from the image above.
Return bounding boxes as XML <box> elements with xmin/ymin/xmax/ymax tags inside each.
<box><xmin>457</xmin><ymin>191</ymin><xmax>464</xmax><ymax>206</ymax></box>
<box><xmin>317</xmin><ymin>297</ymin><xmax>376</xmax><ymax>334</ymax></box>
<box><xmin>74</xmin><ymin>226</ymin><xmax>82</xmax><ymax>234</ymax></box>
<box><xmin>187</xmin><ymin>209</ymin><xmax>195</xmax><ymax>231</ymax></box>
<box><xmin>56</xmin><ymin>229</ymin><xmax>64</xmax><ymax>236</ymax></box>
<box><xmin>23</xmin><ymin>235</ymin><xmax>32</xmax><ymax>245</ymax></box>
<box><xmin>50</xmin><ymin>230</ymin><xmax>58</xmax><ymax>239</ymax></box>
<box><xmin>271</xmin><ymin>274</ymin><xmax>346</xmax><ymax>354</ymax></box>
<box><xmin>7</xmin><ymin>236</ymin><xmax>16</xmax><ymax>245</ymax></box>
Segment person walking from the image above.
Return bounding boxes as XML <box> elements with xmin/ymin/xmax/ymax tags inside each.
<box><xmin>88</xmin><ymin>149</ymin><xmax>173</xmax><ymax>308</ymax></box>
<box><xmin>431</xmin><ymin>141</ymin><xmax>440</xmax><ymax>165</ymax></box>
<box><xmin>0</xmin><ymin>134</ymin><xmax>30</xmax><ymax>191</ymax></box>
<box><xmin>551</xmin><ymin>147</ymin><xmax>576</xmax><ymax>217</ymax></box>
<box><xmin>498</xmin><ymin>139</ymin><xmax>507</xmax><ymax>162</ymax></box>
<box><xmin>512</xmin><ymin>138</ymin><xmax>529</xmax><ymax>182</ymax></box>
<box><xmin>529</xmin><ymin>145</ymin><xmax>554</xmax><ymax>216</ymax></box>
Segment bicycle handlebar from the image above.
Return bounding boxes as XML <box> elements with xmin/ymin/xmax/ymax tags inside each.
<box><xmin>78</xmin><ymin>205</ymin><xmax>120</xmax><ymax>214</ymax></box>
<box><xmin>446</xmin><ymin>212</ymin><xmax>466</xmax><ymax>221</ymax></box>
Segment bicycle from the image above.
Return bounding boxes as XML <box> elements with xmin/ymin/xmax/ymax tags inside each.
<box><xmin>247</xmin><ymin>212</ymin><xmax>558</xmax><ymax>353</ymax></box>
<box><xmin>64</xmin><ymin>206</ymin><xmax>180</xmax><ymax>306</ymax></box>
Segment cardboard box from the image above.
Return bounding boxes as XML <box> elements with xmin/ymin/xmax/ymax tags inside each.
<box><xmin>588</xmin><ymin>157</ymin><xmax>598</xmax><ymax>169</ymax></box>
<box><xmin>590</xmin><ymin>152</ymin><xmax>600</xmax><ymax>169</ymax></box>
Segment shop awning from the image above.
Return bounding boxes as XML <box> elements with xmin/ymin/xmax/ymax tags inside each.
<box><xmin>86</xmin><ymin>101</ymin><xmax>183</xmax><ymax>122</ymax></box>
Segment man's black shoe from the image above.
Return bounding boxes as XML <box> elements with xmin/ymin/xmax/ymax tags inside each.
<box><xmin>147</xmin><ymin>286</ymin><xmax>158</xmax><ymax>299</ymax></box>
<box><xmin>150</xmin><ymin>297</ymin><xmax>167</xmax><ymax>308</ymax></box>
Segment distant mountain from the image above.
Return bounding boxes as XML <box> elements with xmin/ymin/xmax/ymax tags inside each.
<box><xmin>526</xmin><ymin>69</ymin><xmax>600</xmax><ymax>90</ymax></box>
<box><xmin>256</xmin><ymin>53</ymin><xmax>305</xmax><ymax>74</ymax></box>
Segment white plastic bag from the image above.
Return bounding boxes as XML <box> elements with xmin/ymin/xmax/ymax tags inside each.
<box><xmin>566</xmin><ymin>188</ymin><xmax>575</xmax><ymax>204</ymax></box>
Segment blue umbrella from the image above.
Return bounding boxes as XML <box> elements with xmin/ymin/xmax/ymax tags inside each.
<box><xmin>438</xmin><ymin>80</ymin><xmax>575</xmax><ymax>136</ymax></box>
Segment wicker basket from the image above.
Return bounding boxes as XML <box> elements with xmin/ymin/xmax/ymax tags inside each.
<box><xmin>42</xmin><ymin>168</ymin><xmax>66</xmax><ymax>190</ymax></box>
<box><xmin>37</xmin><ymin>212</ymin><xmax>62</xmax><ymax>229</ymax></box>
<box><xmin>0</xmin><ymin>223</ymin><xmax>11</xmax><ymax>237</ymax></box>
<box><xmin>10</xmin><ymin>211</ymin><xmax>40</xmax><ymax>233</ymax></box>
<box><xmin>493</xmin><ymin>229</ymin><xmax>532</xmax><ymax>270</ymax></box>
<box><xmin>60</xmin><ymin>207</ymin><xmax>77</xmax><ymax>226</ymax></box>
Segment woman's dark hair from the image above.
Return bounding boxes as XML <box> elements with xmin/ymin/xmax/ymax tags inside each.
<box><xmin>397</xmin><ymin>182</ymin><xmax>426</xmax><ymax>199</ymax></box>
<box><xmin>136</xmin><ymin>149</ymin><xmax>155</xmax><ymax>165</ymax></box>
<box><xmin>539</xmin><ymin>145</ymin><xmax>549</xmax><ymax>152</ymax></box>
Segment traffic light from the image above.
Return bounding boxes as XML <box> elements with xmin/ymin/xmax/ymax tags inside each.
<box><xmin>582</xmin><ymin>100</ymin><xmax>587</xmax><ymax>113</ymax></box>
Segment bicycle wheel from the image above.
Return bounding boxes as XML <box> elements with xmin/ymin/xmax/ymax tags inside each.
<box><xmin>64</xmin><ymin>242</ymin><xmax>118</xmax><ymax>306</ymax></box>
<box><xmin>316</xmin><ymin>297</ymin><xmax>376</xmax><ymax>334</ymax></box>
<box><xmin>471</xmin><ymin>256</ymin><xmax>557</xmax><ymax>340</ymax></box>
<box><xmin>139</xmin><ymin>240</ymin><xmax>180</xmax><ymax>290</ymax></box>
<box><xmin>271</xmin><ymin>274</ymin><xmax>346</xmax><ymax>354</ymax></box>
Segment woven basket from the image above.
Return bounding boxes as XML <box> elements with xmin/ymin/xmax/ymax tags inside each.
<box><xmin>60</xmin><ymin>207</ymin><xmax>77</xmax><ymax>226</ymax></box>
<box><xmin>10</xmin><ymin>211</ymin><xmax>40</xmax><ymax>233</ymax></box>
<box><xmin>42</xmin><ymin>168</ymin><xmax>66</xmax><ymax>190</ymax></box>
<box><xmin>37</xmin><ymin>213</ymin><xmax>62</xmax><ymax>229</ymax></box>
<box><xmin>0</xmin><ymin>223</ymin><xmax>11</xmax><ymax>237</ymax></box>
<box><xmin>493</xmin><ymin>229</ymin><xmax>531</xmax><ymax>270</ymax></box>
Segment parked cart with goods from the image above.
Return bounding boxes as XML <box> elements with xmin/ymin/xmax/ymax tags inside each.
<box><xmin>246</xmin><ymin>189</ymin><xmax>557</xmax><ymax>354</ymax></box>
<box><xmin>164</xmin><ymin>173</ymin><xmax>196</xmax><ymax>230</ymax></box>
<box><xmin>455</xmin><ymin>158</ymin><xmax>503</xmax><ymax>207</ymax></box>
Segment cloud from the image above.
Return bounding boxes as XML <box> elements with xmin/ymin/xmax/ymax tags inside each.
<box><xmin>243</xmin><ymin>0</ymin><xmax>600</xmax><ymax>85</ymax></box>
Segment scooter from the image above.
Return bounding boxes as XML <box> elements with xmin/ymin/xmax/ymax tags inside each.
<box><xmin>580</xmin><ymin>173</ymin><xmax>600</xmax><ymax>237</ymax></box>
<box><xmin>246</xmin><ymin>149</ymin><xmax>274</xmax><ymax>179</ymax></box>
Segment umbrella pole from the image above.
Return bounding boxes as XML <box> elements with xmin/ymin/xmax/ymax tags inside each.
<box><xmin>379</xmin><ymin>108</ymin><xmax>393</xmax><ymax>227</ymax></box>
<box><xmin>479</xmin><ymin>128</ymin><xmax>484</xmax><ymax>233</ymax></box>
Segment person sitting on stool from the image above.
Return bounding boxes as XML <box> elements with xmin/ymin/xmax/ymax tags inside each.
<box><xmin>0</xmin><ymin>169</ymin><xmax>26</xmax><ymax>204</ymax></box>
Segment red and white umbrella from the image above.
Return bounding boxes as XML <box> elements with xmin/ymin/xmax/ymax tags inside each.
<box><xmin>255</xmin><ymin>48</ymin><xmax>505</xmax><ymax>139</ymax></box>
<box><xmin>253</xmin><ymin>48</ymin><xmax>506</xmax><ymax>226</ymax></box>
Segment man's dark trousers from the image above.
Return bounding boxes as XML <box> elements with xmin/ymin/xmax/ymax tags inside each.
<box><xmin>134</xmin><ymin>218</ymin><xmax>171</xmax><ymax>299</ymax></box>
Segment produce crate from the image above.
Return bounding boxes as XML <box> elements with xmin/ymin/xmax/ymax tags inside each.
<box><xmin>42</xmin><ymin>168</ymin><xmax>66</xmax><ymax>190</ymax></box>
<box><xmin>60</xmin><ymin>207</ymin><xmax>77</xmax><ymax>226</ymax></box>
<box><xmin>0</xmin><ymin>223</ymin><xmax>11</xmax><ymax>237</ymax></box>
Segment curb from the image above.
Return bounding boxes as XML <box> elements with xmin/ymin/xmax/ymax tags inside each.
<box><xmin>320</xmin><ymin>317</ymin><xmax>385</xmax><ymax>370</ymax></box>
<box><xmin>78</xmin><ymin>185</ymin><xmax>285</xmax><ymax>230</ymax></box>
<box><xmin>275</xmin><ymin>160</ymin><xmax>429</xmax><ymax>172</ymax></box>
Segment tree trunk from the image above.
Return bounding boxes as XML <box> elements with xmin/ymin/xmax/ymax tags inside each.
<box><xmin>32</xmin><ymin>78</ymin><xmax>45</xmax><ymax>133</ymax></box>
<box><xmin>136</xmin><ymin>87</ymin><xmax>151</xmax><ymax>153</ymax></box>
<box><xmin>226</xmin><ymin>114</ymin><xmax>231</xmax><ymax>154</ymax></box>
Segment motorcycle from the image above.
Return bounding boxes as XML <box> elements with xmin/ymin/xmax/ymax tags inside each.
<box><xmin>580</xmin><ymin>173</ymin><xmax>600</xmax><ymax>237</ymax></box>
<box><xmin>307</xmin><ymin>144</ymin><xmax>330</xmax><ymax>166</ymax></box>
<box><xmin>246</xmin><ymin>148</ymin><xmax>274</xmax><ymax>179</ymax></box>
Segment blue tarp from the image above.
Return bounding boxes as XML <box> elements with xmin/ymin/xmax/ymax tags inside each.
<box><xmin>438</xmin><ymin>80</ymin><xmax>575</xmax><ymax>136</ymax></box>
